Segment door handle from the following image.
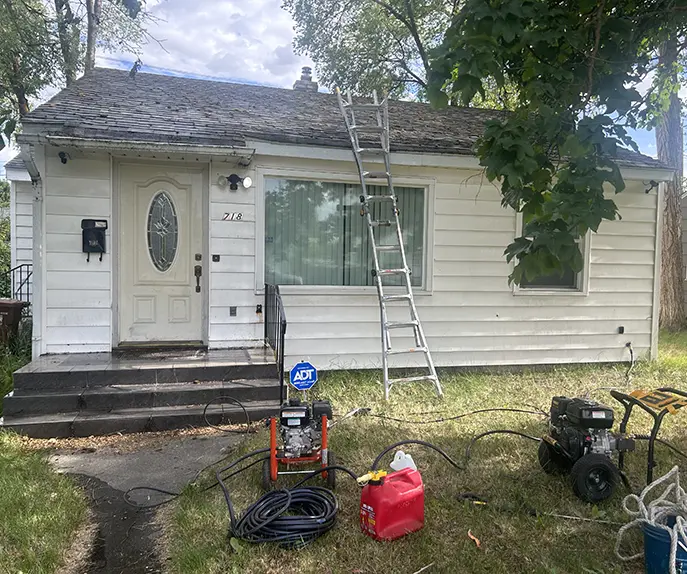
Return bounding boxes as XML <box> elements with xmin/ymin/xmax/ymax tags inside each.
<box><xmin>194</xmin><ymin>265</ymin><xmax>202</xmax><ymax>293</ymax></box>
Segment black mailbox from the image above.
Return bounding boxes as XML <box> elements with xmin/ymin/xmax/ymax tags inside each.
<box><xmin>81</xmin><ymin>219</ymin><xmax>108</xmax><ymax>262</ymax></box>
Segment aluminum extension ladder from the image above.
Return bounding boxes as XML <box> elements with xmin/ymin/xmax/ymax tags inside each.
<box><xmin>336</xmin><ymin>88</ymin><xmax>443</xmax><ymax>400</ymax></box>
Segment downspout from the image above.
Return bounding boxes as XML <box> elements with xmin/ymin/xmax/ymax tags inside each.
<box><xmin>650</xmin><ymin>182</ymin><xmax>665</xmax><ymax>360</ymax></box>
<box><xmin>20</xmin><ymin>144</ymin><xmax>43</xmax><ymax>359</ymax></box>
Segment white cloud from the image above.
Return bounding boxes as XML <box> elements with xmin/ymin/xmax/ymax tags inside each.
<box><xmin>101</xmin><ymin>0</ymin><xmax>314</xmax><ymax>88</ymax></box>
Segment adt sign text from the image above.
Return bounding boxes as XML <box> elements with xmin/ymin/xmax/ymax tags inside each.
<box><xmin>290</xmin><ymin>361</ymin><xmax>318</xmax><ymax>391</ymax></box>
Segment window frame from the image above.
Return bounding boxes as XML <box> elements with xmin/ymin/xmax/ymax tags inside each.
<box><xmin>255</xmin><ymin>166</ymin><xmax>435</xmax><ymax>295</ymax></box>
<box><xmin>511</xmin><ymin>212</ymin><xmax>592</xmax><ymax>297</ymax></box>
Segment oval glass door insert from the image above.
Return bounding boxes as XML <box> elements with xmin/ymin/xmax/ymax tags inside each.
<box><xmin>147</xmin><ymin>191</ymin><xmax>178</xmax><ymax>272</ymax></box>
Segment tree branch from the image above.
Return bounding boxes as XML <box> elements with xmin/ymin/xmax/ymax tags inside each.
<box><xmin>403</xmin><ymin>0</ymin><xmax>431</xmax><ymax>74</ymax></box>
<box><xmin>586</xmin><ymin>0</ymin><xmax>606</xmax><ymax>96</ymax></box>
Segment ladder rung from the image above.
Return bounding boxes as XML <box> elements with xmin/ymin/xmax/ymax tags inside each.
<box><xmin>385</xmin><ymin>321</ymin><xmax>419</xmax><ymax>329</ymax></box>
<box><xmin>376</xmin><ymin>245</ymin><xmax>400</xmax><ymax>252</ymax></box>
<box><xmin>381</xmin><ymin>294</ymin><xmax>412</xmax><ymax>302</ymax></box>
<box><xmin>351</xmin><ymin>125</ymin><xmax>384</xmax><ymax>133</ymax></box>
<box><xmin>389</xmin><ymin>375</ymin><xmax>438</xmax><ymax>385</ymax></box>
<box><xmin>356</xmin><ymin>147</ymin><xmax>386</xmax><ymax>156</ymax></box>
<box><xmin>346</xmin><ymin>103</ymin><xmax>381</xmax><ymax>112</ymax></box>
<box><xmin>387</xmin><ymin>347</ymin><xmax>428</xmax><ymax>356</ymax></box>
<box><xmin>370</xmin><ymin>220</ymin><xmax>393</xmax><ymax>227</ymax></box>
<box><xmin>363</xmin><ymin>171</ymin><xmax>390</xmax><ymax>179</ymax></box>
<box><xmin>377</xmin><ymin>268</ymin><xmax>407</xmax><ymax>275</ymax></box>
<box><xmin>363</xmin><ymin>195</ymin><xmax>396</xmax><ymax>202</ymax></box>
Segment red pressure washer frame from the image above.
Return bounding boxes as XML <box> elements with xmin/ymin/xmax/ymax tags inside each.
<box><xmin>269</xmin><ymin>414</ymin><xmax>329</xmax><ymax>482</ymax></box>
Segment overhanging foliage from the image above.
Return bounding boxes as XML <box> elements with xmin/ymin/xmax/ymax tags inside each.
<box><xmin>430</xmin><ymin>0</ymin><xmax>687</xmax><ymax>284</ymax></box>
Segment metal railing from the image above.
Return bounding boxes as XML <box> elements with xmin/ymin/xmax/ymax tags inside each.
<box><xmin>9</xmin><ymin>263</ymin><xmax>32</xmax><ymax>305</ymax></box>
<box><xmin>264</xmin><ymin>283</ymin><xmax>287</xmax><ymax>403</ymax></box>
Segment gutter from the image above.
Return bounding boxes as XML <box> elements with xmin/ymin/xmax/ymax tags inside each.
<box><xmin>17</xmin><ymin>134</ymin><xmax>255</xmax><ymax>165</ymax></box>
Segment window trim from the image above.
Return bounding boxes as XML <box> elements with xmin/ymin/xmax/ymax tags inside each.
<box><xmin>255</xmin><ymin>166</ymin><xmax>435</xmax><ymax>294</ymax></box>
<box><xmin>511</xmin><ymin>212</ymin><xmax>591</xmax><ymax>297</ymax></box>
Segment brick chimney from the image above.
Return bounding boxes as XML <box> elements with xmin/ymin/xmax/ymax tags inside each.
<box><xmin>293</xmin><ymin>66</ymin><xmax>318</xmax><ymax>92</ymax></box>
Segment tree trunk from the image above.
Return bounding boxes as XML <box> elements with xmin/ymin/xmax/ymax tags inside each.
<box><xmin>10</xmin><ymin>59</ymin><xmax>30</xmax><ymax>116</ymax></box>
<box><xmin>54</xmin><ymin>0</ymin><xmax>79</xmax><ymax>85</ymax></box>
<box><xmin>657</xmin><ymin>39</ymin><xmax>685</xmax><ymax>330</ymax></box>
<box><xmin>84</xmin><ymin>0</ymin><xmax>102</xmax><ymax>72</ymax></box>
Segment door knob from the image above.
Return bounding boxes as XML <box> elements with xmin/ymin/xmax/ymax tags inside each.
<box><xmin>194</xmin><ymin>265</ymin><xmax>202</xmax><ymax>293</ymax></box>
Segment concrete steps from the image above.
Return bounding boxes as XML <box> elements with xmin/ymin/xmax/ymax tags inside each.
<box><xmin>4</xmin><ymin>400</ymin><xmax>276</xmax><ymax>439</ymax></box>
<box><xmin>1</xmin><ymin>348</ymin><xmax>281</xmax><ymax>438</ymax></box>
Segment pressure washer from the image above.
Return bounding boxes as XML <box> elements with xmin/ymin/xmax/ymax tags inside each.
<box><xmin>539</xmin><ymin>388</ymin><xmax>687</xmax><ymax>503</ymax></box>
<box><xmin>263</xmin><ymin>397</ymin><xmax>335</xmax><ymax>490</ymax></box>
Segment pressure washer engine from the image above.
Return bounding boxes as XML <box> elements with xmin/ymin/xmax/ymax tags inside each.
<box><xmin>539</xmin><ymin>396</ymin><xmax>635</xmax><ymax>502</ymax></box>
<box><xmin>263</xmin><ymin>398</ymin><xmax>336</xmax><ymax>490</ymax></box>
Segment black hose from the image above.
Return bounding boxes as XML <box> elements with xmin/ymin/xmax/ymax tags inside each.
<box><xmin>465</xmin><ymin>430</ymin><xmax>541</xmax><ymax>461</ymax></box>
<box><xmin>634</xmin><ymin>435</ymin><xmax>687</xmax><ymax>460</ymax></box>
<box><xmin>202</xmin><ymin>395</ymin><xmax>252</xmax><ymax>433</ymax></box>
<box><xmin>230</xmin><ymin>487</ymin><xmax>338</xmax><ymax>548</ymax></box>
<box><xmin>371</xmin><ymin>439</ymin><xmax>464</xmax><ymax>471</ymax></box>
<box><xmin>216</xmin><ymin>463</ymin><xmax>359</xmax><ymax>549</ymax></box>
<box><xmin>368</xmin><ymin>407</ymin><xmax>547</xmax><ymax>425</ymax></box>
<box><xmin>124</xmin><ymin>447</ymin><xmax>270</xmax><ymax>509</ymax></box>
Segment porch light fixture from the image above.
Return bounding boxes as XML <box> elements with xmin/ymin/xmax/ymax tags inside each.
<box><xmin>218</xmin><ymin>173</ymin><xmax>252</xmax><ymax>191</ymax></box>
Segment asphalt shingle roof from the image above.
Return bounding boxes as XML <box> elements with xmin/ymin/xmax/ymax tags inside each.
<box><xmin>3</xmin><ymin>156</ymin><xmax>25</xmax><ymax>171</ymax></box>
<box><xmin>21</xmin><ymin>67</ymin><xmax>663</xmax><ymax>168</ymax></box>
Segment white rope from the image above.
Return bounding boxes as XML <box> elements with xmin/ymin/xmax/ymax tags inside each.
<box><xmin>615</xmin><ymin>466</ymin><xmax>687</xmax><ymax>574</ymax></box>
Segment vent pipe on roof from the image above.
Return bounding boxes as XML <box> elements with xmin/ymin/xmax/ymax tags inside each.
<box><xmin>293</xmin><ymin>66</ymin><xmax>318</xmax><ymax>92</ymax></box>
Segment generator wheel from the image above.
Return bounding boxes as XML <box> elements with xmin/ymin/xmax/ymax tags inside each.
<box><xmin>262</xmin><ymin>458</ymin><xmax>275</xmax><ymax>491</ymax></box>
<box><xmin>570</xmin><ymin>454</ymin><xmax>618</xmax><ymax>503</ymax></box>
<box><xmin>538</xmin><ymin>440</ymin><xmax>570</xmax><ymax>475</ymax></box>
<box><xmin>325</xmin><ymin>451</ymin><xmax>336</xmax><ymax>490</ymax></box>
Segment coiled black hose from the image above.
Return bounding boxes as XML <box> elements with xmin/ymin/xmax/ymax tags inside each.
<box><xmin>216</xmin><ymin>462</ymin><xmax>359</xmax><ymax>549</ymax></box>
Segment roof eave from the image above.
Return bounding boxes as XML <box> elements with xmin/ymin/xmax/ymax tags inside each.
<box><xmin>17</xmin><ymin>133</ymin><xmax>256</xmax><ymax>163</ymax></box>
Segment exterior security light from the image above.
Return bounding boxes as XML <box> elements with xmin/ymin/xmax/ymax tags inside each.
<box><xmin>218</xmin><ymin>174</ymin><xmax>252</xmax><ymax>191</ymax></box>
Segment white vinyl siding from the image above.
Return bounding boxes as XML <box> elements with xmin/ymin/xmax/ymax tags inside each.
<box><xmin>43</xmin><ymin>151</ymin><xmax>112</xmax><ymax>354</ymax></box>
<box><xmin>32</xmin><ymin>146</ymin><xmax>659</xmax><ymax>368</ymax></box>
<box><xmin>10</xmin><ymin>181</ymin><xmax>34</xmax><ymax>303</ymax></box>
<box><xmin>265</xmin><ymin>157</ymin><xmax>657</xmax><ymax>370</ymax></box>
<box><xmin>208</xmin><ymin>160</ymin><xmax>262</xmax><ymax>347</ymax></box>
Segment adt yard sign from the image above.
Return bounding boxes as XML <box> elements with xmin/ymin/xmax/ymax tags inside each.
<box><xmin>290</xmin><ymin>361</ymin><xmax>318</xmax><ymax>391</ymax></box>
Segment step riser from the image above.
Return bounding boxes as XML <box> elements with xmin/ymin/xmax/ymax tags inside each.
<box><xmin>3</xmin><ymin>384</ymin><xmax>281</xmax><ymax>416</ymax></box>
<box><xmin>2</xmin><ymin>406</ymin><xmax>277</xmax><ymax>439</ymax></box>
<box><xmin>13</xmin><ymin>363</ymin><xmax>277</xmax><ymax>392</ymax></box>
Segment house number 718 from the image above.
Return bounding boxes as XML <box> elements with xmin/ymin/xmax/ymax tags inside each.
<box><xmin>222</xmin><ymin>213</ymin><xmax>243</xmax><ymax>221</ymax></box>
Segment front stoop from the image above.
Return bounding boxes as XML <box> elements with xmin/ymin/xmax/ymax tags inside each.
<box><xmin>1</xmin><ymin>348</ymin><xmax>281</xmax><ymax>438</ymax></box>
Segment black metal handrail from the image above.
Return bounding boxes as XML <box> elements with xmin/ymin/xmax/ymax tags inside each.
<box><xmin>265</xmin><ymin>283</ymin><xmax>287</xmax><ymax>403</ymax></box>
<box><xmin>9</xmin><ymin>263</ymin><xmax>32</xmax><ymax>304</ymax></box>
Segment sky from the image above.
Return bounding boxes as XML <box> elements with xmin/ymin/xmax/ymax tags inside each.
<box><xmin>0</xmin><ymin>0</ymin><xmax>660</xmax><ymax>175</ymax></box>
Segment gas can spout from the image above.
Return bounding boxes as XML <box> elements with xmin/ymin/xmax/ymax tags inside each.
<box><xmin>357</xmin><ymin>470</ymin><xmax>387</xmax><ymax>486</ymax></box>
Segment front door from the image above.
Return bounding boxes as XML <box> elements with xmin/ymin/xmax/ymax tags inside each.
<box><xmin>118</xmin><ymin>164</ymin><xmax>205</xmax><ymax>344</ymax></box>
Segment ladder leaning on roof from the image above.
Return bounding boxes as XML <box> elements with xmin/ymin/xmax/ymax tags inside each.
<box><xmin>335</xmin><ymin>88</ymin><xmax>443</xmax><ymax>400</ymax></box>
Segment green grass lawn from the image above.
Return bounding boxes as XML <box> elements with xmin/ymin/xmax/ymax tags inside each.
<box><xmin>0</xmin><ymin>432</ymin><xmax>88</xmax><ymax>573</ymax></box>
<box><xmin>167</xmin><ymin>339</ymin><xmax>687</xmax><ymax>574</ymax></box>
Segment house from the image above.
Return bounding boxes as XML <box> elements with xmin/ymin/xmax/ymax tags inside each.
<box><xmin>0</xmin><ymin>67</ymin><xmax>672</xmax><ymax>436</ymax></box>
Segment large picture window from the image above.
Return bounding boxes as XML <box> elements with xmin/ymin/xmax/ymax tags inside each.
<box><xmin>264</xmin><ymin>177</ymin><xmax>425</xmax><ymax>287</ymax></box>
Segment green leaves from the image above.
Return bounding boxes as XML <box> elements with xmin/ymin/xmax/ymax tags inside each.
<box><xmin>429</xmin><ymin>0</ymin><xmax>685</xmax><ymax>285</ymax></box>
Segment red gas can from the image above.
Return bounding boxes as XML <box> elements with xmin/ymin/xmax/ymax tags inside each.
<box><xmin>360</xmin><ymin>468</ymin><xmax>424</xmax><ymax>541</ymax></box>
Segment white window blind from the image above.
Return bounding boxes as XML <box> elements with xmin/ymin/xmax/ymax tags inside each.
<box><xmin>264</xmin><ymin>177</ymin><xmax>424</xmax><ymax>287</ymax></box>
